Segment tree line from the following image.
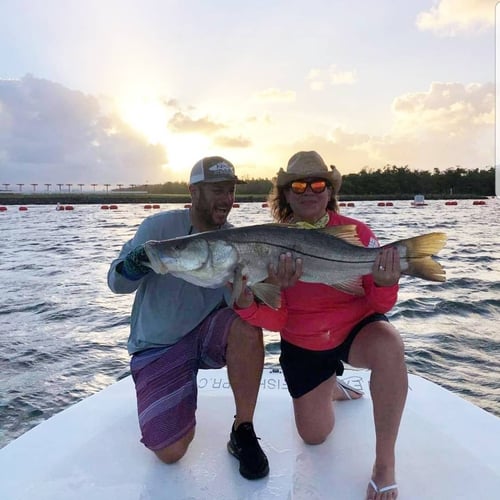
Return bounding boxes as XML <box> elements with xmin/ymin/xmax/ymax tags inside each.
<box><xmin>144</xmin><ymin>165</ymin><xmax>495</xmax><ymax>197</ymax></box>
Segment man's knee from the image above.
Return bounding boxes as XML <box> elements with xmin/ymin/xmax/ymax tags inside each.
<box><xmin>153</xmin><ymin>428</ymin><xmax>195</xmax><ymax>464</ymax></box>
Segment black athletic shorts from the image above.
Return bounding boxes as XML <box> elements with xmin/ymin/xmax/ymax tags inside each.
<box><xmin>279</xmin><ymin>313</ymin><xmax>389</xmax><ymax>399</ymax></box>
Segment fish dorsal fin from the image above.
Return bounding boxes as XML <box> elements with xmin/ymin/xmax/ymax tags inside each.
<box><xmin>329</xmin><ymin>277</ymin><xmax>365</xmax><ymax>296</ymax></box>
<box><xmin>251</xmin><ymin>282</ymin><xmax>282</xmax><ymax>310</ymax></box>
<box><xmin>319</xmin><ymin>225</ymin><xmax>364</xmax><ymax>247</ymax></box>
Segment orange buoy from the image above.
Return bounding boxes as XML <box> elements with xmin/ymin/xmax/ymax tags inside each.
<box><xmin>445</xmin><ymin>201</ymin><xmax>458</xmax><ymax>206</ymax></box>
<box><xmin>19</xmin><ymin>206</ymin><xmax>28</xmax><ymax>211</ymax></box>
<box><xmin>347</xmin><ymin>202</ymin><xmax>355</xmax><ymax>207</ymax></box>
<box><xmin>377</xmin><ymin>202</ymin><xmax>386</xmax><ymax>207</ymax></box>
<box><xmin>152</xmin><ymin>204</ymin><xmax>160</xmax><ymax>209</ymax></box>
<box><xmin>101</xmin><ymin>205</ymin><xmax>109</xmax><ymax>210</ymax></box>
<box><xmin>232</xmin><ymin>203</ymin><xmax>240</xmax><ymax>208</ymax></box>
<box><xmin>65</xmin><ymin>205</ymin><xmax>74</xmax><ymax>210</ymax></box>
<box><xmin>144</xmin><ymin>204</ymin><xmax>152</xmax><ymax>209</ymax></box>
<box><xmin>339</xmin><ymin>202</ymin><xmax>346</xmax><ymax>207</ymax></box>
<box><xmin>261</xmin><ymin>203</ymin><xmax>268</xmax><ymax>208</ymax></box>
<box><xmin>109</xmin><ymin>204</ymin><xmax>118</xmax><ymax>210</ymax></box>
<box><xmin>0</xmin><ymin>206</ymin><xmax>7</xmax><ymax>212</ymax></box>
<box><xmin>386</xmin><ymin>202</ymin><xmax>394</xmax><ymax>206</ymax></box>
<box><xmin>473</xmin><ymin>200</ymin><xmax>486</xmax><ymax>206</ymax></box>
<box><xmin>184</xmin><ymin>204</ymin><xmax>192</xmax><ymax>209</ymax></box>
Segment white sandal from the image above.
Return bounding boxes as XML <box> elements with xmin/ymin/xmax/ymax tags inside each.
<box><xmin>369</xmin><ymin>479</ymin><xmax>398</xmax><ymax>494</ymax></box>
<box><xmin>336</xmin><ymin>379</ymin><xmax>364</xmax><ymax>400</ymax></box>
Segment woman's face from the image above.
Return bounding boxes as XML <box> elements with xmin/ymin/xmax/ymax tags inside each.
<box><xmin>284</xmin><ymin>178</ymin><xmax>332</xmax><ymax>223</ymax></box>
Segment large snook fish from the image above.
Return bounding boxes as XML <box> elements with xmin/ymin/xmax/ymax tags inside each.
<box><xmin>143</xmin><ymin>223</ymin><xmax>446</xmax><ymax>309</ymax></box>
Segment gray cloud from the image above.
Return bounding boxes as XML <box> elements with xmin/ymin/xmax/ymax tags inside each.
<box><xmin>0</xmin><ymin>75</ymin><xmax>167</xmax><ymax>185</ymax></box>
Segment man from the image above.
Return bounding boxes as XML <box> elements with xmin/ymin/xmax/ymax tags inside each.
<box><xmin>107</xmin><ymin>156</ymin><xmax>269</xmax><ymax>480</ymax></box>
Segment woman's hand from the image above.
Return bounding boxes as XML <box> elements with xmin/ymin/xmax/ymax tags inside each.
<box><xmin>372</xmin><ymin>247</ymin><xmax>401</xmax><ymax>286</ymax></box>
<box><xmin>267</xmin><ymin>252</ymin><xmax>303</xmax><ymax>288</ymax></box>
<box><xmin>233</xmin><ymin>253</ymin><xmax>303</xmax><ymax>309</ymax></box>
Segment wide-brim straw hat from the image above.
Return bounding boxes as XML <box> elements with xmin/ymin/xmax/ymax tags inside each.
<box><xmin>276</xmin><ymin>151</ymin><xmax>342</xmax><ymax>195</ymax></box>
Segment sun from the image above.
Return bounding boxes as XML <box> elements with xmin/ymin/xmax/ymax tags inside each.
<box><xmin>117</xmin><ymin>95</ymin><xmax>168</xmax><ymax>145</ymax></box>
<box><xmin>116</xmin><ymin>95</ymin><xmax>211</xmax><ymax>179</ymax></box>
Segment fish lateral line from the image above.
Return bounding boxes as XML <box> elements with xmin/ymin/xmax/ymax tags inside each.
<box><xmin>229</xmin><ymin>239</ymin><xmax>373</xmax><ymax>264</ymax></box>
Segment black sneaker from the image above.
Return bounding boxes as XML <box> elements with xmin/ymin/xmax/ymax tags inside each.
<box><xmin>227</xmin><ymin>422</ymin><xmax>269</xmax><ymax>480</ymax></box>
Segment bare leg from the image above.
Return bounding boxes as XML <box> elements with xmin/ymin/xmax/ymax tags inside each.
<box><xmin>293</xmin><ymin>376</ymin><xmax>336</xmax><ymax>444</ymax></box>
<box><xmin>154</xmin><ymin>317</ymin><xmax>263</xmax><ymax>464</ymax></box>
<box><xmin>225</xmin><ymin>317</ymin><xmax>265</xmax><ymax>427</ymax></box>
<box><xmin>154</xmin><ymin>428</ymin><xmax>195</xmax><ymax>464</ymax></box>
<box><xmin>348</xmin><ymin>321</ymin><xmax>408</xmax><ymax>500</ymax></box>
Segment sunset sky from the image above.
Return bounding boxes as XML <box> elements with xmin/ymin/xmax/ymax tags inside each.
<box><xmin>0</xmin><ymin>0</ymin><xmax>496</xmax><ymax>187</ymax></box>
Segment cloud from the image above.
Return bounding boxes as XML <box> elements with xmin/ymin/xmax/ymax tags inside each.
<box><xmin>416</xmin><ymin>0</ymin><xmax>494</xmax><ymax>36</ymax></box>
<box><xmin>392</xmin><ymin>81</ymin><xmax>494</xmax><ymax>134</ymax></box>
<box><xmin>254</xmin><ymin>88</ymin><xmax>296</xmax><ymax>102</ymax></box>
<box><xmin>0</xmin><ymin>75</ymin><xmax>166</xmax><ymax>184</ymax></box>
<box><xmin>285</xmin><ymin>81</ymin><xmax>494</xmax><ymax>173</ymax></box>
<box><xmin>167</xmin><ymin>111</ymin><xmax>226</xmax><ymax>134</ymax></box>
<box><xmin>213</xmin><ymin>135</ymin><xmax>252</xmax><ymax>148</ymax></box>
<box><xmin>307</xmin><ymin>65</ymin><xmax>357</xmax><ymax>91</ymax></box>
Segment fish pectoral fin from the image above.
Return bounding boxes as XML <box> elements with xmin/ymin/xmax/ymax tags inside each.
<box><xmin>319</xmin><ymin>225</ymin><xmax>364</xmax><ymax>247</ymax></box>
<box><xmin>329</xmin><ymin>277</ymin><xmax>365</xmax><ymax>296</ymax></box>
<box><xmin>251</xmin><ymin>283</ymin><xmax>282</xmax><ymax>310</ymax></box>
<box><xmin>229</xmin><ymin>265</ymin><xmax>245</xmax><ymax>307</ymax></box>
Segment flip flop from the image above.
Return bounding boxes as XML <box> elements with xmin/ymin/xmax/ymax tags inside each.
<box><xmin>337</xmin><ymin>379</ymin><xmax>364</xmax><ymax>400</ymax></box>
<box><xmin>369</xmin><ymin>479</ymin><xmax>398</xmax><ymax>494</ymax></box>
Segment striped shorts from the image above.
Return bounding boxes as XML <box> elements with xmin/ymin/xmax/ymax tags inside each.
<box><xmin>130</xmin><ymin>307</ymin><xmax>237</xmax><ymax>451</ymax></box>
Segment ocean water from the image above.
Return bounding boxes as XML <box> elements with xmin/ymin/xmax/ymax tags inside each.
<box><xmin>0</xmin><ymin>200</ymin><xmax>499</xmax><ymax>448</ymax></box>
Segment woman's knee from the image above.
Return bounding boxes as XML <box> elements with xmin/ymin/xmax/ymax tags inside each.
<box><xmin>296</xmin><ymin>420</ymin><xmax>333</xmax><ymax>445</ymax></box>
<box><xmin>350</xmin><ymin>322</ymin><xmax>405</xmax><ymax>368</ymax></box>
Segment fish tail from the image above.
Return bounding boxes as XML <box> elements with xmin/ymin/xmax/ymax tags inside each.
<box><xmin>405</xmin><ymin>257</ymin><xmax>446</xmax><ymax>282</ymax></box>
<box><xmin>391</xmin><ymin>232</ymin><xmax>447</xmax><ymax>282</ymax></box>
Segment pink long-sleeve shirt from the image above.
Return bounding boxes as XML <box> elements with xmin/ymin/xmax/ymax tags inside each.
<box><xmin>235</xmin><ymin>211</ymin><xmax>398</xmax><ymax>351</ymax></box>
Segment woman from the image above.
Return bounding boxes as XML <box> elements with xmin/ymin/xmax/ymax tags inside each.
<box><xmin>234</xmin><ymin>151</ymin><xmax>407</xmax><ymax>500</ymax></box>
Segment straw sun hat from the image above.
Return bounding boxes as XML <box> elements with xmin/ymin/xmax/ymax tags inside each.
<box><xmin>276</xmin><ymin>151</ymin><xmax>342</xmax><ymax>195</ymax></box>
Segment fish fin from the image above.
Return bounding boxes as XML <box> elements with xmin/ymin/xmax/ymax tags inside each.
<box><xmin>392</xmin><ymin>232</ymin><xmax>447</xmax><ymax>258</ymax></box>
<box><xmin>229</xmin><ymin>265</ymin><xmax>245</xmax><ymax>307</ymax></box>
<box><xmin>319</xmin><ymin>225</ymin><xmax>364</xmax><ymax>247</ymax></box>
<box><xmin>404</xmin><ymin>257</ymin><xmax>446</xmax><ymax>282</ymax></box>
<box><xmin>251</xmin><ymin>283</ymin><xmax>282</xmax><ymax>310</ymax></box>
<box><xmin>329</xmin><ymin>277</ymin><xmax>365</xmax><ymax>296</ymax></box>
<box><xmin>393</xmin><ymin>232</ymin><xmax>447</xmax><ymax>282</ymax></box>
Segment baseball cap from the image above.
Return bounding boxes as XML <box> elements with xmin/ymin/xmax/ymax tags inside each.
<box><xmin>189</xmin><ymin>156</ymin><xmax>245</xmax><ymax>185</ymax></box>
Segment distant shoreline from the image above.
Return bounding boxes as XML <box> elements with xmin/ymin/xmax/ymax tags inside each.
<box><xmin>0</xmin><ymin>192</ymin><xmax>490</xmax><ymax>205</ymax></box>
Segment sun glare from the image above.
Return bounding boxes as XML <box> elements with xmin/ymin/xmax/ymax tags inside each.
<box><xmin>118</xmin><ymin>97</ymin><xmax>167</xmax><ymax>144</ymax></box>
<box><xmin>117</xmin><ymin>96</ymin><xmax>212</xmax><ymax>180</ymax></box>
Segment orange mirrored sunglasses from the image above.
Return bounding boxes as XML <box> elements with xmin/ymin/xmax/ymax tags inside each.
<box><xmin>289</xmin><ymin>179</ymin><xmax>329</xmax><ymax>194</ymax></box>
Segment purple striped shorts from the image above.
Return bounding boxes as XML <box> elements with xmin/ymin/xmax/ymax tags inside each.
<box><xmin>130</xmin><ymin>307</ymin><xmax>237</xmax><ymax>451</ymax></box>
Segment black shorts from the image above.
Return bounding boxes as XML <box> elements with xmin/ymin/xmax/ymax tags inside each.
<box><xmin>279</xmin><ymin>313</ymin><xmax>389</xmax><ymax>399</ymax></box>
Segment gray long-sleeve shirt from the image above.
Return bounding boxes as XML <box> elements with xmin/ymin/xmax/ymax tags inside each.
<box><xmin>107</xmin><ymin>208</ymin><xmax>231</xmax><ymax>354</ymax></box>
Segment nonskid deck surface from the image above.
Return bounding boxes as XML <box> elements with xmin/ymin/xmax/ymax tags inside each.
<box><xmin>0</xmin><ymin>368</ymin><xmax>499</xmax><ymax>499</ymax></box>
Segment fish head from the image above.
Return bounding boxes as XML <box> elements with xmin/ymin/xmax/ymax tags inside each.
<box><xmin>144</xmin><ymin>237</ymin><xmax>210</xmax><ymax>274</ymax></box>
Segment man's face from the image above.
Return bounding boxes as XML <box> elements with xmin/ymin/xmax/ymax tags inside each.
<box><xmin>191</xmin><ymin>181</ymin><xmax>236</xmax><ymax>228</ymax></box>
